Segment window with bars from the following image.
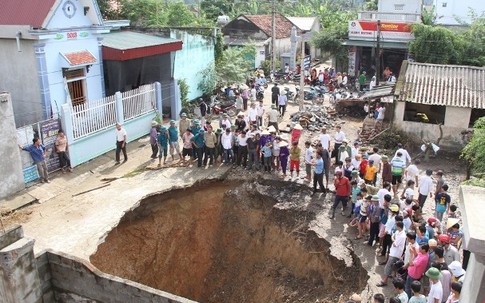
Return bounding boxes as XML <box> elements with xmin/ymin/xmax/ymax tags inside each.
<box><xmin>63</xmin><ymin>68</ymin><xmax>87</xmax><ymax>107</ymax></box>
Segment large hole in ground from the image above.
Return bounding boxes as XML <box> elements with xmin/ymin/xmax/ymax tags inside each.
<box><xmin>90</xmin><ymin>180</ymin><xmax>368</xmax><ymax>303</ymax></box>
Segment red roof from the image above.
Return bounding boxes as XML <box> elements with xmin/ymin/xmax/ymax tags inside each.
<box><xmin>103</xmin><ymin>42</ymin><xmax>183</xmax><ymax>61</ymax></box>
<box><xmin>244</xmin><ymin>14</ymin><xmax>295</xmax><ymax>39</ymax></box>
<box><xmin>0</xmin><ymin>0</ymin><xmax>57</xmax><ymax>28</ymax></box>
<box><xmin>62</xmin><ymin>50</ymin><xmax>97</xmax><ymax>66</ymax></box>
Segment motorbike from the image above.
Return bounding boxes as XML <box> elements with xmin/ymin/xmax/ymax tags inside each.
<box><xmin>283</xmin><ymin>87</ymin><xmax>297</xmax><ymax>101</ymax></box>
<box><xmin>256</xmin><ymin>86</ymin><xmax>265</xmax><ymax>100</ymax></box>
<box><xmin>271</xmin><ymin>71</ymin><xmax>288</xmax><ymax>83</ymax></box>
<box><xmin>211</xmin><ymin>99</ymin><xmax>237</xmax><ymax>117</ymax></box>
<box><xmin>295</xmin><ymin>86</ymin><xmax>316</xmax><ymax>101</ymax></box>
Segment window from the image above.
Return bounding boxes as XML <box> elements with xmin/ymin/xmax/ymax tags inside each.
<box><xmin>469</xmin><ymin>108</ymin><xmax>485</xmax><ymax>128</ymax></box>
<box><xmin>442</xmin><ymin>2</ymin><xmax>447</xmax><ymax>7</ymax></box>
<box><xmin>63</xmin><ymin>68</ymin><xmax>87</xmax><ymax>107</ymax></box>
<box><xmin>395</xmin><ymin>4</ymin><xmax>404</xmax><ymax>10</ymax></box>
<box><xmin>403</xmin><ymin>102</ymin><xmax>446</xmax><ymax>124</ymax></box>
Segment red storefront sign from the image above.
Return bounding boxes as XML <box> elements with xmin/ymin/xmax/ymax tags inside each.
<box><xmin>348</xmin><ymin>20</ymin><xmax>414</xmax><ymax>41</ymax></box>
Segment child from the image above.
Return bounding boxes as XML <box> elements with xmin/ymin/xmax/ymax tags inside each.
<box><xmin>448</xmin><ymin>204</ymin><xmax>457</xmax><ymax>218</ymax></box>
<box><xmin>357</xmin><ymin>194</ymin><xmax>370</xmax><ymax>239</ymax></box>
<box><xmin>289</xmin><ymin>141</ymin><xmax>301</xmax><ymax>178</ymax></box>
<box><xmin>364</xmin><ymin>160</ymin><xmax>377</xmax><ymax>185</ymax></box>
<box><xmin>445</xmin><ymin>282</ymin><xmax>461</xmax><ymax>303</ymax></box>
<box><xmin>359</xmin><ymin>155</ymin><xmax>369</xmax><ymax>179</ymax></box>
<box><xmin>350</xmin><ymin>181</ymin><xmax>361</xmax><ymax>218</ymax></box>
<box><xmin>262</xmin><ymin>141</ymin><xmax>273</xmax><ymax>172</ymax></box>
<box><xmin>435</xmin><ymin>184</ymin><xmax>450</xmax><ymax>221</ymax></box>
<box><xmin>181</xmin><ymin>128</ymin><xmax>194</xmax><ymax>164</ymax></box>
<box><xmin>279</xmin><ymin>141</ymin><xmax>290</xmax><ymax>177</ymax></box>
<box><xmin>392</xmin><ymin>278</ymin><xmax>408</xmax><ymax>303</ymax></box>
<box><xmin>157</xmin><ymin>126</ymin><xmax>169</xmax><ymax>167</ymax></box>
<box><xmin>408</xmin><ymin>280</ymin><xmax>426</xmax><ymax>303</ymax></box>
<box><xmin>334</xmin><ymin>160</ymin><xmax>344</xmax><ymax>175</ymax></box>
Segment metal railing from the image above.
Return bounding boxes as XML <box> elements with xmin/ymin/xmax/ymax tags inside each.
<box><xmin>71</xmin><ymin>95</ymin><xmax>117</xmax><ymax>139</ymax></box>
<box><xmin>122</xmin><ymin>84</ymin><xmax>156</xmax><ymax>121</ymax></box>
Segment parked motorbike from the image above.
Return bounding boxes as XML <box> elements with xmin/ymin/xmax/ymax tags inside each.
<box><xmin>211</xmin><ymin>99</ymin><xmax>237</xmax><ymax>117</ymax></box>
<box><xmin>283</xmin><ymin>87</ymin><xmax>297</xmax><ymax>101</ymax></box>
<box><xmin>295</xmin><ymin>86</ymin><xmax>316</xmax><ymax>101</ymax></box>
<box><xmin>256</xmin><ymin>86</ymin><xmax>265</xmax><ymax>100</ymax></box>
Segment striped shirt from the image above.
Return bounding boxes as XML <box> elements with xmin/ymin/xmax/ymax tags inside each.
<box><xmin>391</xmin><ymin>157</ymin><xmax>405</xmax><ymax>176</ymax></box>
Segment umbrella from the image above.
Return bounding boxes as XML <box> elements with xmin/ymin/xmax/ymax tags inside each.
<box><xmin>446</xmin><ymin>218</ymin><xmax>460</xmax><ymax>230</ymax></box>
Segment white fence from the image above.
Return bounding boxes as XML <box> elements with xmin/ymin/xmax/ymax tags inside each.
<box><xmin>122</xmin><ymin>84</ymin><xmax>156</xmax><ymax>121</ymax></box>
<box><xmin>70</xmin><ymin>83</ymin><xmax>156</xmax><ymax>139</ymax></box>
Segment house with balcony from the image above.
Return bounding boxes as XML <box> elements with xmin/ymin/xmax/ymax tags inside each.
<box><xmin>344</xmin><ymin>0</ymin><xmax>422</xmax><ymax>78</ymax></box>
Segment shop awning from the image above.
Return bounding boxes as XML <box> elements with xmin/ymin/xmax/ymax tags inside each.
<box><xmin>342</xmin><ymin>39</ymin><xmax>409</xmax><ymax>50</ymax></box>
<box><xmin>60</xmin><ymin>50</ymin><xmax>97</xmax><ymax>67</ymax></box>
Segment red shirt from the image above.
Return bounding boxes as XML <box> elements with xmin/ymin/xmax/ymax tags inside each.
<box><xmin>408</xmin><ymin>252</ymin><xmax>429</xmax><ymax>279</ymax></box>
<box><xmin>334</xmin><ymin>176</ymin><xmax>351</xmax><ymax>197</ymax></box>
<box><xmin>359</xmin><ymin>159</ymin><xmax>368</xmax><ymax>175</ymax></box>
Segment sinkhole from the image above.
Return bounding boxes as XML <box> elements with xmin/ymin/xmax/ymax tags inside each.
<box><xmin>90</xmin><ymin>180</ymin><xmax>368</xmax><ymax>303</ymax></box>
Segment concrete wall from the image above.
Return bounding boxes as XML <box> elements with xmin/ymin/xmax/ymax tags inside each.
<box><xmin>459</xmin><ymin>185</ymin><xmax>485</xmax><ymax>303</ymax></box>
<box><xmin>378</xmin><ymin>0</ymin><xmax>422</xmax><ymax>14</ymax></box>
<box><xmin>42</xmin><ymin>251</ymin><xmax>197</xmax><ymax>303</ymax></box>
<box><xmin>393</xmin><ymin>101</ymin><xmax>470</xmax><ymax>151</ymax></box>
<box><xmin>276</xmin><ymin>37</ymin><xmax>292</xmax><ymax>60</ymax></box>
<box><xmin>0</xmin><ymin>93</ymin><xmax>26</xmax><ymax>199</ymax></box>
<box><xmin>433</xmin><ymin>0</ymin><xmax>485</xmax><ymax>25</ymax></box>
<box><xmin>171</xmin><ymin>30</ymin><xmax>215</xmax><ymax>100</ymax></box>
<box><xmin>0</xmin><ymin>225</ymin><xmax>42</xmax><ymax>303</ymax></box>
<box><xmin>0</xmin><ymin>39</ymin><xmax>42</xmax><ymax>127</ymax></box>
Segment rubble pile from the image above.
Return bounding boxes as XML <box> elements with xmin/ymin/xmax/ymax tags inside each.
<box><xmin>289</xmin><ymin>105</ymin><xmax>338</xmax><ymax>132</ymax></box>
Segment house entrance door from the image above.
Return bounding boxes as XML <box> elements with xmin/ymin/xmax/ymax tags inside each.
<box><xmin>64</xmin><ymin>69</ymin><xmax>87</xmax><ymax>107</ymax></box>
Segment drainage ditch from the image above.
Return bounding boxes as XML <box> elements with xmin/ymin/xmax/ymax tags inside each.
<box><xmin>90</xmin><ymin>180</ymin><xmax>368</xmax><ymax>303</ymax></box>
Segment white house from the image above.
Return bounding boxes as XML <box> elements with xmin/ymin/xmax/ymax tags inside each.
<box><xmin>394</xmin><ymin>60</ymin><xmax>485</xmax><ymax>151</ymax></box>
<box><xmin>0</xmin><ymin>0</ymin><xmax>109</xmax><ymax>127</ymax></box>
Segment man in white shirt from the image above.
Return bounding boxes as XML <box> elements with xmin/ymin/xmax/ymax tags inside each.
<box><xmin>250</xmin><ymin>85</ymin><xmax>257</xmax><ymax>102</ymax></box>
<box><xmin>342</xmin><ymin>73</ymin><xmax>348</xmax><ymax>86</ymax></box>
<box><xmin>115</xmin><ymin>123</ymin><xmax>128</xmax><ymax>164</ymax></box>
<box><xmin>405</xmin><ymin>159</ymin><xmax>420</xmax><ymax>186</ymax></box>
<box><xmin>395</xmin><ymin>143</ymin><xmax>412</xmax><ymax>166</ymax></box>
<box><xmin>377</xmin><ymin>182</ymin><xmax>392</xmax><ymax>209</ymax></box>
<box><xmin>418</xmin><ymin>169</ymin><xmax>434</xmax><ymax>208</ymax></box>
<box><xmin>267</xmin><ymin>104</ymin><xmax>279</xmax><ymax>132</ymax></box>
<box><xmin>368</xmin><ymin>147</ymin><xmax>382</xmax><ymax>181</ymax></box>
<box><xmin>319</xmin><ymin>127</ymin><xmax>331</xmax><ymax>150</ymax></box>
<box><xmin>247</xmin><ymin>102</ymin><xmax>258</xmax><ymax>126</ymax></box>
<box><xmin>256</xmin><ymin>100</ymin><xmax>265</xmax><ymax>127</ymax></box>
<box><xmin>333</xmin><ymin>125</ymin><xmax>346</xmax><ymax>160</ymax></box>
<box><xmin>304</xmin><ymin>141</ymin><xmax>314</xmax><ymax>182</ymax></box>
<box><xmin>378</xmin><ymin>221</ymin><xmax>406</xmax><ymax>287</ymax></box>
<box><xmin>220</xmin><ymin>128</ymin><xmax>234</xmax><ymax>164</ymax></box>
<box><xmin>425</xmin><ymin>267</ymin><xmax>443</xmax><ymax>303</ymax></box>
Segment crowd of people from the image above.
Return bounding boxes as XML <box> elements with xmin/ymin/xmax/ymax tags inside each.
<box><xmin>144</xmin><ymin>107</ymin><xmax>467</xmax><ymax>303</ymax></box>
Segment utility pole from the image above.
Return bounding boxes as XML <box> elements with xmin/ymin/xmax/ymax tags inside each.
<box><xmin>271</xmin><ymin>0</ymin><xmax>276</xmax><ymax>73</ymax></box>
<box><xmin>376</xmin><ymin>19</ymin><xmax>381</xmax><ymax>86</ymax></box>
<box><xmin>299</xmin><ymin>38</ymin><xmax>305</xmax><ymax>111</ymax></box>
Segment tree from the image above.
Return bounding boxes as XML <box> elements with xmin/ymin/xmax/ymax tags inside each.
<box><xmin>166</xmin><ymin>2</ymin><xmax>198</xmax><ymax>26</ymax></box>
<box><xmin>461</xmin><ymin>117</ymin><xmax>485</xmax><ymax>179</ymax></box>
<box><xmin>409</xmin><ymin>24</ymin><xmax>465</xmax><ymax>64</ymax></box>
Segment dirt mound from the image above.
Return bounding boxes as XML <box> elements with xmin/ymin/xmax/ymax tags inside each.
<box><xmin>90</xmin><ymin>180</ymin><xmax>367</xmax><ymax>303</ymax></box>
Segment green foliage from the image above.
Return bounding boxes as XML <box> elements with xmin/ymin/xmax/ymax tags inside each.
<box><xmin>260</xmin><ymin>60</ymin><xmax>272</xmax><ymax>76</ymax></box>
<box><xmin>421</xmin><ymin>6</ymin><xmax>437</xmax><ymax>26</ymax></box>
<box><xmin>97</xmin><ymin>0</ymin><xmax>121</xmax><ymax>19</ymax></box>
<box><xmin>461</xmin><ymin>117</ymin><xmax>485</xmax><ymax>176</ymax></box>
<box><xmin>177</xmin><ymin>79</ymin><xmax>190</xmax><ymax>108</ymax></box>
<box><xmin>166</xmin><ymin>2</ymin><xmax>199</xmax><ymax>27</ymax></box>
<box><xmin>198</xmin><ymin>62</ymin><xmax>216</xmax><ymax>96</ymax></box>
<box><xmin>215</xmin><ymin>45</ymin><xmax>255</xmax><ymax>87</ymax></box>
<box><xmin>200</xmin><ymin>0</ymin><xmax>234</xmax><ymax>22</ymax></box>
<box><xmin>409</xmin><ymin>24</ymin><xmax>465</xmax><ymax>64</ymax></box>
<box><xmin>363</xmin><ymin>0</ymin><xmax>377</xmax><ymax>11</ymax></box>
<box><xmin>215</xmin><ymin>31</ymin><xmax>224</xmax><ymax>65</ymax></box>
<box><xmin>410</xmin><ymin>15</ymin><xmax>485</xmax><ymax>66</ymax></box>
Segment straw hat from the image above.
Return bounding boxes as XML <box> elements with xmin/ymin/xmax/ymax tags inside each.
<box><xmin>268</xmin><ymin>125</ymin><xmax>277</xmax><ymax>133</ymax></box>
<box><xmin>261</xmin><ymin>130</ymin><xmax>270</xmax><ymax>135</ymax></box>
<box><xmin>294</xmin><ymin>124</ymin><xmax>303</xmax><ymax>130</ymax></box>
<box><xmin>446</xmin><ymin>218</ymin><xmax>460</xmax><ymax>229</ymax></box>
<box><xmin>151</xmin><ymin>121</ymin><xmax>158</xmax><ymax>127</ymax></box>
<box><xmin>279</xmin><ymin>141</ymin><xmax>289</xmax><ymax>147</ymax></box>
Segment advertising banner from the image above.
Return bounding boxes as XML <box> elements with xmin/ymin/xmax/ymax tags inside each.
<box><xmin>348</xmin><ymin>20</ymin><xmax>414</xmax><ymax>41</ymax></box>
<box><xmin>40</xmin><ymin>119</ymin><xmax>61</xmax><ymax>172</ymax></box>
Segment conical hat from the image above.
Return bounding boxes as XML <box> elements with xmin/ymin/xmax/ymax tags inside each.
<box><xmin>268</xmin><ymin>125</ymin><xmax>277</xmax><ymax>133</ymax></box>
<box><xmin>446</xmin><ymin>218</ymin><xmax>460</xmax><ymax>230</ymax></box>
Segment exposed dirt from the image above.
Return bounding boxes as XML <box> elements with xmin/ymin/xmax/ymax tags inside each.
<box><xmin>90</xmin><ymin>180</ymin><xmax>368</xmax><ymax>303</ymax></box>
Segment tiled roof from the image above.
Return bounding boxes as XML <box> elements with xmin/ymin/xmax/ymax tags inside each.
<box><xmin>244</xmin><ymin>14</ymin><xmax>295</xmax><ymax>39</ymax></box>
<box><xmin>396</xmin><ymin>61</ymin><xmax>485</xmax><ymax>109</ymax></box>
<box><xmin>0</xmin><ymin>0</ymin><xmax>57</xmax><ymax>28</ymax></box>
<box><xmin>62</xmin><ymin>50</ymin><xmax>97</xmax><ymax>66</ymax></box>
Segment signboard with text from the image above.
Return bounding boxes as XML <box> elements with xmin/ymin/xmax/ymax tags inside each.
<box><xmin>348</xmin><ymin>21</ymin><xmax>414</xmax><ymax>41</ymax></box>
<box><xmin>303</xmin><ymin>55</ymin><xmax>311</xmax><ymax>69</ymax></box>
<box><xmin>40</xmin><ymin>119</ymin><xmax>61</xmax><ymax>172</ymax></box>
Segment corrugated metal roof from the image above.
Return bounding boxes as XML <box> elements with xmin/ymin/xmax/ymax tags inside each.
<box><xmin>287</xmin><ymin>17</ymin><xmax>318</xmax><ymax>31</ymax></box>
<box><xmin>102</xmin><ymin>31</ymin><xmax>180</xmax><ymax>50</ymax></box>
<box><xmin>0</xmin><ymin>0</ymin><xmax>57</xmax><ymax>28</ymax></box>
<box><xmin>397</xmin><ymin>61</ymin><xmax>485</xmax><ymax>109</ymax></box>
<box><xmin>362</xmin><ymin>84</ymin><xmax>395</xmax><ymax>100</ymax></box>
